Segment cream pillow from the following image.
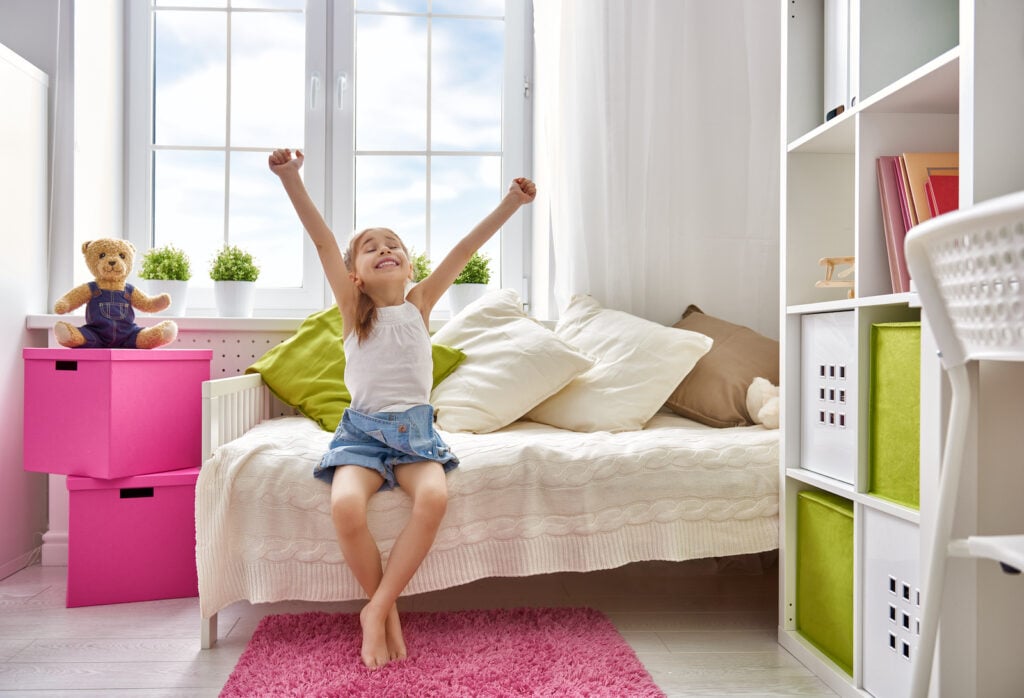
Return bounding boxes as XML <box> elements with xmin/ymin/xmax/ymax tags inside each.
<box><xmin>525</xmin><ymin>295</ymin><xmax>713</xmax><ymax>432</ymax></box>
<box><xmin>430</xmin><ymin>288</ymin><xmax>594</xmax><ymax>433</ymax></box>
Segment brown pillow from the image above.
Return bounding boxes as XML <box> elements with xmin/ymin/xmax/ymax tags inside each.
<box><xmin>664</xmin><ymin>305</ymin><xmax>779</xmax><ymax>427</ymax></box>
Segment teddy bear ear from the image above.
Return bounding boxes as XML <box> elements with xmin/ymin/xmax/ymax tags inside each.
<box><xmin>81</xmin><ymin>241</ymin><xmax>93</xmax><ymax>254</ymax></box>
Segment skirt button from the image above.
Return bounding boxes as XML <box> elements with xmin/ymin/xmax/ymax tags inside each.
<box><xmin>398</xmin><ymin>424</ymin><xmax>407</xmax><ymax>433</ymax></box>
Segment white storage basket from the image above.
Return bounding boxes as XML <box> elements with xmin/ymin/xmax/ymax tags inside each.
<box><xmin>800</xmin><ymin>311</ymin><xmax>857</xmax><ymax>483</ymax></box>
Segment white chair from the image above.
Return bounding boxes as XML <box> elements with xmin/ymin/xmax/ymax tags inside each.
<box><xmin>905</xmin><ymin>190</ymin><xmax>1024</xmax><ymax>698</ymax></box>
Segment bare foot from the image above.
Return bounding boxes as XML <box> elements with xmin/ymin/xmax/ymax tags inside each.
<box><xmin>359</xmin><ymin>602</ymin><xmax>390</xmax><ymax>669</ymax></box>
<box><xmin>385</xmin><ymin>605</ymin><xmax>407</xmax><ymax>661</ymax></box>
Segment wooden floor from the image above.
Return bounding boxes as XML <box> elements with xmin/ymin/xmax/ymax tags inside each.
<box><xmin>0</xmin><ymin>554</ymin><xmax>835</xmax><ymax>697</ymax></box>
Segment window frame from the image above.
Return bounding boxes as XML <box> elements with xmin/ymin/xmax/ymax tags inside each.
<box><xmin>125</xmin><ymin>0</ymin><xmax>532</xmax><ymax>317</ymax></box>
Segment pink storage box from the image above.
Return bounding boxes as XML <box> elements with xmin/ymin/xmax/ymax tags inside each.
<box><xmin>23</xmin><ymin>348</ymin><xmax>212</xmax><ymax>478</ymax></box>
<box><xmin>66</xmin><ymin>467</ymin><xmax>200</xmax><ymax>607</ymax></box>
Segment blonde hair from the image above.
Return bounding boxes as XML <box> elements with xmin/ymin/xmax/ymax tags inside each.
<box><xmin>344</xmin><ymin>227</ymin><xmax>410</xmax><ymax>343</ymax></box>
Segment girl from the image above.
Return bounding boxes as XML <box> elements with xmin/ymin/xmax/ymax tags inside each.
<box><xmin>268</xmin><ymin>148</ymin><xmax>536</xmax><ymax>669</ymax></box>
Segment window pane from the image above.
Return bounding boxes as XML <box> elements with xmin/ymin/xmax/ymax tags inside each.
<box><xmin>229</xmin><ymin>151</ymin><xmax>302</xmax><ymax>287</ymax></box>
<box><xmin>355</xmin><ymin>156</ymin><xmax>427</xmax><ymax>255</ymax></box>
<box><xmin>154</xmin><ymin>11</ymin><xmax>226</xmax><ymax>146</ymax></box>
<box><xmin>232</xmin><ymin>0</ymin><xmax>303</xmax><ymax>8</ymax></box>
<box><xmin>430</xmin><ymin>155</ymin><xmax>501</xmax><ymax>283</ymax></box>
<box><xmin>231</xmin><ymin>10</ymin><xmax>305</xmax><ymax>148</ymax></box>
<box><xmin>155</xmin><ymin>0</ymin><xmax>225</xmax><ymax>7</ymax></box>
<box><xmin>153</xmin><ymin>150</ymin><xmax>225</xmax><ymax>287</ymax></box>
<box><xmin>355</xmin><ymin>0</ymin><xmax>428</xmax><ymax>12</ymax></box>
<box><xmin>432</xmin><ymin>0</ymin><xmax>504</xmax><ymax>17</ymax></box>
<box><xmin>432</xmin><ymin>17</ymin><xmax>503</xmax><ymax>152</ymax></box>
<box><xmin>356</xmin><ymin>15</ymin><xmax>427</xmax><ymax>151</ymax></box>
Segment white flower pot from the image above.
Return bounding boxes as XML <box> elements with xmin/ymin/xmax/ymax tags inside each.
<box><xmin>447</xmin><ymin>283</ymin><xmax>489</xmax><ymax>316</ymax></box>
<box><xmin>143</xmin><ymin>279</ymin><xmax>188</xmax><ymax>316</ymax></box>
<box><xmin>214</xmin><ymin>280</ymin><xmax>256</xmax><ymax>318</ymax></box>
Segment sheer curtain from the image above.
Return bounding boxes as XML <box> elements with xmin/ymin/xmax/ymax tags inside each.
<box><xmin>532</xmin><ymin>0</ymin><xmax>780</xmax><ymax>338</ymax></box>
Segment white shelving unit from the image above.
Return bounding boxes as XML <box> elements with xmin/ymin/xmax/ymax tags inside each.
<box><xmin>779</xmin><ymin>1</ymin><xmax>1024</xmax><ymax>696</ymax></box>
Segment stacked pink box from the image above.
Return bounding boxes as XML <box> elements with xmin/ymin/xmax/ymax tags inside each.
<box><xmin>22</xmin><ymin>348</ymin><xmax>213</xmax><ymax>607</ymax></box>
<box><xmin>65</xmin><ymin>467</ymin><xmax>201</xmax><ymax>607</ymax></box>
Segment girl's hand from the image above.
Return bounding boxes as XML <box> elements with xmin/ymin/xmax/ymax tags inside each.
<box><xmin>509</xmin><ymin>177</ymin><xmax>537</xmax><ymax>205</ymax></box>
<box><xmin>268</xmin><ymin>148</ymin><xmax>304</xmax><ymax>177</ymax></box>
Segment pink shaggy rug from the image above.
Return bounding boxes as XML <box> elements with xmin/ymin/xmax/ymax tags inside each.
<box><xmin>220</xmin><ymin>606</ymin><xmax>664</xmax><ymax>697</ymax></box>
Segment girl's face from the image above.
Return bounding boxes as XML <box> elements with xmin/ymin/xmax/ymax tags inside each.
<box><xmin>348</xmin><ymin>228</ymin><xmax>413</xmax><ymax>289</ymax></box>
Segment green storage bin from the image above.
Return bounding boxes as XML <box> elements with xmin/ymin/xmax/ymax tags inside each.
<box><xmin>868</xmin><ymin>322</ymin><xmax>921</xmax><ymax>508</ymax></box>
<box><xmin>797</xmin><ymin>490</ymin><xmax>854</xmax><ymax>675</ymax></box>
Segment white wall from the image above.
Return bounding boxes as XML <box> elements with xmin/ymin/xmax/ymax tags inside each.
<box><xmin>0</xmin><ymin>0</ymin><xmax>80</xmax><ymax>577</ymax></box>
<box><xmin>0</xmin><ymin>0</ymin><xmax>76</xmax><ymax>311</ymax></box>
<box><xmin>0</xmin><ymin>40</ymin><xmax>51</xmax><ymax>579</ymax></box>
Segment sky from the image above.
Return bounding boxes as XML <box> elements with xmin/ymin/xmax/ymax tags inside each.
<box><xmin>151</xmin><ymin>1</ymin><xmax>507</xmax><ymax>289</ymax></box>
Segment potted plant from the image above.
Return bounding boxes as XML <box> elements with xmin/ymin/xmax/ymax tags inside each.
<box><xmin>210</xmin><ymin>244</ymin><xmax>260</xmax><ymax>317</ymax></box>
<box><xmin>138</xmin><ymin>244</ymin><xmax>192</xmax><ymax>315</ymax></box>
<box><xmin>448</xmin><ymin>251</ymin><xmax>491</xmax><ymax>315</ymax></box>
<box><xmin>410</xmin><ymin>248</ymin><xmax>432</xmax><ymax>282</ymax></box>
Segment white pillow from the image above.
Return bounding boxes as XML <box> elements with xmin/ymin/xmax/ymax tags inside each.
<box><xmin>430</xmin><ymin>289</ymin><xmax>594</xmax><ymax>433</ymax></box>
<box><xmin>525</xmin><ymin>294</ymin><xmax>713</xmax><ymax>432</ymax></box>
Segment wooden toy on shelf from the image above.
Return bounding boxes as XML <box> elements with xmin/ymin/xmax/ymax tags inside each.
<box><xmin>815</xmin><ymin>256</ymin><xmax>855</xmax><ymax>298</ymax></box>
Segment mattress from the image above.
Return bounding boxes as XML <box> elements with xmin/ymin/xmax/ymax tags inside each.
<box><xmin>196</xmin><ymin>413</ymin><xmax>779</xmax><ymax>619</ymax></box>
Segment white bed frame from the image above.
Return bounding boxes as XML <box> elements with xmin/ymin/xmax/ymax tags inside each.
<box><xmin>199</xmin><ymin>374</ymin><xmax>295</xmax><ymax>648</ymax></box>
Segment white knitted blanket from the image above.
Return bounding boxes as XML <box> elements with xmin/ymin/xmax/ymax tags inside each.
<box><xmin>196</xmin><ymin>413</ymin><xmax>779</xmax><ymax>619</ymax></box>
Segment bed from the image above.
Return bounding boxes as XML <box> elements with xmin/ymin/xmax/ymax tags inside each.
<box><xmin>195</xmin><ymin>291</ymin><xmax>781</xmax><ymax>648</ymax></box>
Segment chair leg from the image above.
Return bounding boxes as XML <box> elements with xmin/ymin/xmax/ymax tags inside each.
<box><xmin>910</xmin><ymin>364</ymin><xmax>972</xmax><ymax>698</ymax></box>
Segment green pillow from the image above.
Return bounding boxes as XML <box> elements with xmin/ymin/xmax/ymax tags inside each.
<box><xmin>246</xmin><ymin>305</ymin><xmax>466</xmax><ymax>432</ymax></box>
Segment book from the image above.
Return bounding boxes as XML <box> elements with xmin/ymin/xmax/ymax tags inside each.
<box><xmin>925</xmin><ymin>172</ymin><xmax>959</xmax><ymax>217</ymax></box>
<box><xmin>895</xmin><ymin>157</ymin><xmax>915</xmax><ymax>231</ymax></box>
<box><xmin>876</xmin><ymin>156</ymin><xmax>911</xmax><ymax>293</ymax></box>
<box><xmin>901</xmin><ymin>152</ymin><xmax>959</xmax><ymax>225</ymax></box>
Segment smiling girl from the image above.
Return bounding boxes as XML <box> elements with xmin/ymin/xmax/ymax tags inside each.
<box><xmin>268</xmin><ymin>148</ymin><xmax>536</xmax><ymax>669</ymax></box>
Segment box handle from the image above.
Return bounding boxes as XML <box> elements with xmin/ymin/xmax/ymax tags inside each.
<box><xmin>55</xmin><ymin>360</ymin><xmax>78</xmax><ymax>371</ymax></box>
<box><xmin>120</xmin><ymin>487</ymin><xmax>154</xmax><ymax>499</ymax></box>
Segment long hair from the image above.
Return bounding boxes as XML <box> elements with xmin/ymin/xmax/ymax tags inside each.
<box><xmin>344</xmin><ymin>227</ymin><xmax>409</xmax><ymax>343</ymax></box>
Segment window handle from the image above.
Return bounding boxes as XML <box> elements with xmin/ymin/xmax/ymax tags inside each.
<box><xmin>336</xmin><ymin>72</ymin><xmax>348</xmax><ymax>111</ymax></box>
<box><xmin>309</xmin><ymin>73</ymin><xmax>321</xmax><ymax>111</ymax></box>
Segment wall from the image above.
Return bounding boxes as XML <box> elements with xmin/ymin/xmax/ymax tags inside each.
<box><xmin>0</xmin><ymin>0</ymin><xmax>75</xmax><ymax>577</ymax></box>
<box><xmin>0</xmin><ymin>39</ymin><xmax>51</xmax><ymax>578</ymax></box>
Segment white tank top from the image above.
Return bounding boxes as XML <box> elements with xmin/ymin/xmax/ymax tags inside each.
<box><xmin>344</xmin><ymin>301</ymin><xmax>432</xmax><ymax>414</ymax></box>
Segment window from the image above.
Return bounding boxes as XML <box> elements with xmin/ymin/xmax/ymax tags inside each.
<box><xmin>127</xmin><ymin>0</ymin><xmax>532</xmax><ymax>316</ymax></box>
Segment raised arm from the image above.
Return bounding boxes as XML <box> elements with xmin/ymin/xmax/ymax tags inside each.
<box><xmin>409</xmin><ymin>177</ymin><xmax>537</xmax><ymax>314</ymax></box>
<box><xmin>268</xmin><ymin>149</ymin><xmax>359</xmax><ymax>321</ymax></box>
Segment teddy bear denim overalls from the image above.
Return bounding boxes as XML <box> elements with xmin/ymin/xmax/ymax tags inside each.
<box><xmin>78</xmin><ymin>281</ymin><xmax>143</xmax><ymax>348</ymax></box>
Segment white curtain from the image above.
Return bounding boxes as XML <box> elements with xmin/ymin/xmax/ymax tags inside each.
<box><xmin>532</xmin><ymin>0</ymin><xmax>780</xmax><ymax>338</ymax></box>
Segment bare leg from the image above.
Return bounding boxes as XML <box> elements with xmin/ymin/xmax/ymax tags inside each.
<box><xmin>330</xmin><ymin>465</ymin><xmax>392</xmax><ymax>669</ymax></box>
<box><xmin>359</xmin><ymin>461</ymin><xmax>448</xmax><ymax>664</ymax></box>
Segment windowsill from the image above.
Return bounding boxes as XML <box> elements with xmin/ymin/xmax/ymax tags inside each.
<box><xmin>26</xmin><ymin>313</ymin><xmax>454</xmax><ymax>333</ymax></box>
<box><xmin>26</xmin><ymin>314</ymin><xmax>305</xmax><ymax>332</ymax></box>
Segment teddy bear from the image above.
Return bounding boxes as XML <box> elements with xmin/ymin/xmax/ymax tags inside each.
<box><xmin>746</xmin><ymin>376</ymin><xmax>780</xmax><ymax>430</ymax></box>
<box><xmin>54</xmin><ymin>238</ymin><xmax>178</xmax><ymax>349</ymax></box>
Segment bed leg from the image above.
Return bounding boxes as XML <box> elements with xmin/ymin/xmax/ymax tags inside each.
<box><xmin>201</xmin><ymin>612</ymin><xmax>218</xmax><ymax>649</ymax></box>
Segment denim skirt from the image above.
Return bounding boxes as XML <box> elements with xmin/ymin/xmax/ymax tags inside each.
<box><xmin>314</xmin><ymin>404</ymin><xmax>459</xmax><ymax>490</ymax></box>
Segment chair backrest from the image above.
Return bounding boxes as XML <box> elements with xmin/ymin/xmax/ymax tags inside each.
<box><xmin>904</xmin><ymin>189</ymin><xmax>1024</xmax><ymax>370</ymax></box>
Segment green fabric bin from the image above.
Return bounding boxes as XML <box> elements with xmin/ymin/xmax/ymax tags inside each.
<box><xmin>868</xmin><ymin>322</ymin><xmax>921</xmax><ymax>509</ymax></box>
<box><xmin>797</xmin><ymin>490</ymin><xmax>854</xmax><ymax>675</ymax></box>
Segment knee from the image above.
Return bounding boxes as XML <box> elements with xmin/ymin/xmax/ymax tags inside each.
<box><xmin>411</xmin><ymin>482</ymin><xmax>448</xmax><ymax>524</ymax></box>
<box><xmin>331</xmin><ymin>492</ymin><xmax>367</xmax><ymax>537</ymax></box>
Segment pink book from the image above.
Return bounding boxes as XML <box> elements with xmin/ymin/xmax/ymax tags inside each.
<box><xmin>877</xmin><ymin>156</ymin><xmax>911</xmax><ymax>293</ymax></box>
<box><xmin>895</xmin><ymin>156</ymin><xmax>915</xmax><ymax>231</ymax></box>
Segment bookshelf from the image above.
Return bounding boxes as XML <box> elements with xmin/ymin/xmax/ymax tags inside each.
<box><xmin>779</xmin><ymin>1</ymin><xmax>1024</xmax><ymax>696</ymax></box>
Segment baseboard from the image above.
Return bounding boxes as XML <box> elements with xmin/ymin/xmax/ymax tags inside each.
<box><xmin>41</xmin><ymin>530</ymin><xmax>68</xmax><ymax>566</ymax></box>
<box><xmin>0</xmin><ymin>547</ymin><xmax>41</xmax><ymax>581</ymax></box>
